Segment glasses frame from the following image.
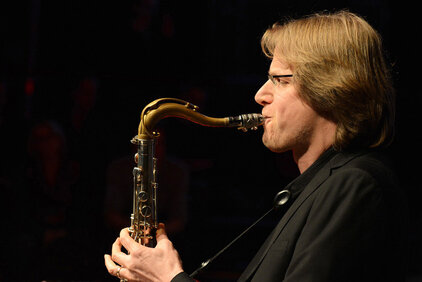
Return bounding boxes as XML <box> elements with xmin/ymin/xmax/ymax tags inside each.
<box><xmin>268</xmin><ymin>74</ymin><xmax>293</xmax><ymax>86</ymax></box>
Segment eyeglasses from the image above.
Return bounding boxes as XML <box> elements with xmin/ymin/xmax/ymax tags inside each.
<box><xmin>268</xmin><ymin>74</ymin><xmax>293</xmax><ymax>86</ymax></box>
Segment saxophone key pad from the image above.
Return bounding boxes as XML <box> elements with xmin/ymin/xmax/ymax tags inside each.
<box><xmin>138</xmin><ymin>191</ymin><xmax>148</xmax><ymax>202</ymax></box>
<box><xmin>140</xmin><ymin>205</ymin><xmax>152</xmax><ymax>217</ymax></box>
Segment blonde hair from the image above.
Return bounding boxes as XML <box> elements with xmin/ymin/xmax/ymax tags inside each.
<box><xmin>261</xmin><ymin>10</ymin><xmax>395</xmax><ymax>150</ymax></box>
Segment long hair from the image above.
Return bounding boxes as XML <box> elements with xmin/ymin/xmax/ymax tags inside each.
<box><xmin>261</xmin><ymin>10</ymin><xmax>395</xmax><ymax>150</ymax></box>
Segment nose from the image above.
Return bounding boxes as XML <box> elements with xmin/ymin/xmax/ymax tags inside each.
<box><xmin>255</xmin><ymin>80</ymin><xmax>273</xmax><ymax>106</ymax></box>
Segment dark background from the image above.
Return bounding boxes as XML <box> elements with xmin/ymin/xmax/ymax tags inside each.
<box><xmin>0</xmin><ymin>0</ymin><xmax>420</xmax><ymax>281</ymax></box>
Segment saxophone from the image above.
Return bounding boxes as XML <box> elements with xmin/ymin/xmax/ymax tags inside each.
<box><xmin>129</xmin><ymin>98</ymin><xmax>264</xmax><ymax>247</ymax></box>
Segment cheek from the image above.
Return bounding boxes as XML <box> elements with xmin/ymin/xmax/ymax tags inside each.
<box><xmin>287</xmin><ymin>97</ymin><xmax>314</xmax><ymax>119</ymax></box>
<box><xmin>272</xmin><ymin>100</ymin><xmax>317</xmax><ymax>139</ymax></box>
<box><xmin>274</xmin><ymin>100</ymin><xmax>298</xmax><ymax>125</ymax></box>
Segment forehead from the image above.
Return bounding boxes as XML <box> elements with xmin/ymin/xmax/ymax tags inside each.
<box><xmin>269</xmin><ymin>56</ymin><xmax>292</xmax><ymax>74</ymax></box>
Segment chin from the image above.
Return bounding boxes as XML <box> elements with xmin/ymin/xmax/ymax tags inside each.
<box><xmin>262</xmin><ymin>138</ymin><xmax>289</xmax><ymax>153</ymax></box>
<box><xmin>269</xmin><ymin>147</ymin><xmax>289</xmax><ymax>153</ymax></box>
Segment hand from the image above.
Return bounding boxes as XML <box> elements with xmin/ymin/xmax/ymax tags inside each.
<box><xmin>104</xmin><ymin>223</ymin><xmax>184</xmax><ymax>282</ymax></box>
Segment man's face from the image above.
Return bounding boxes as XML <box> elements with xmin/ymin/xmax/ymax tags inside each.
<box><xmin>255</xmin><ymin>57</ymin><xmax>322</xmax><ymax>154</ymax></box>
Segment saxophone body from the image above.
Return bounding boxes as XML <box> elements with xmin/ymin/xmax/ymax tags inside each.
<box><xmin>129</xmin><ymin>98</ymin><xmax>264</xmax><ymax>246</ymax></box>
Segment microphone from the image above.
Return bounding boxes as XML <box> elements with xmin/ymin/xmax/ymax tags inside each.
<box><xmin>227</xmin><ymin>113</ymin><xmax>265</xmax><ymax>132</ymax></box>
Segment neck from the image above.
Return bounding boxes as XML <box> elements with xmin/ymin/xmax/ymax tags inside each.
<box><xmin>293</xmin><ymin>144</ymin><xmax>330</xmax><ymax>173</ymax></box>
<box><xmin>293</xmin><ymin>121</ymin><xmax>336</xmax><ymax>173</ymax></box>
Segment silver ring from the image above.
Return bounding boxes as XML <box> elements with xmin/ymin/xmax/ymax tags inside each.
<box><xmin>117</xmin><ymin>266</ymin><xmax>122</xmax><ymax>278</ymax></box>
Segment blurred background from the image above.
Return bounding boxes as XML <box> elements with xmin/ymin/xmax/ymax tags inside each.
<box><xmin>0</xmin><ymin>0</ymin><xmax>420</xmax><ymax>281</ymax></box>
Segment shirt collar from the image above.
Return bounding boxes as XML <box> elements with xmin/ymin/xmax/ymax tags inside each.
<box><xmin>284</xmin><ymin>147</ymin><xmax>337</xmax><ymax>200</ymax></box>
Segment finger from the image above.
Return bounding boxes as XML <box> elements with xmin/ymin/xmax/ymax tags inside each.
<box><xmin>104</xmin><ymin>254</ymin><xmax>119</xmax><ymax>277</ymax></box>
<box><xmin>156</xmin><ymin>223</ymin><xmax>166</xmax><ymax>237</ymax></box>
<box><xmin>156</xmin><ymin>224</ymin><xmax>168</xmax><ymax>241</ymax></box>
<box><xmin>119</xmin><ymin>228</ymin><xmax>139</xmax><ymax>253</ymax></box>
<box><xmin>111</xmin><ymin>238</ymin><xmax>129</xmax><ymax>267</ymax></box>
<box><xmin>156</xmin><ymin>223</ymin><xmax>169</xmax><ymax>241</ymax></box>
<box><xmin>117</xmin><ymin>266</ymin><xmax>130</xmax><ymax>281</ymax></box>
<box><xmin>105</xmin><ymin>255</ymin><xmax>132</xmax><ymax>280</ymax></box>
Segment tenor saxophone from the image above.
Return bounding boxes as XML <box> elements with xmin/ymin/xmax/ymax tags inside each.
<box><xmin>129</xmin><ymin>98</ymin><xmax>264</xmax><ymax>246</ymax></box>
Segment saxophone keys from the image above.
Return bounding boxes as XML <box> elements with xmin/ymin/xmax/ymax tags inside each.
<box><xmin>138</xmin><ymin>191</ymin><xmax>148</xmax><ymax>202</ymax></box>
<box><xmin>238</xmin><ymin>127</ymin><xmax>248</xmax><ymax>132</ymax></box>
<box><xmin>140</xmin><ymin>205</ymin><xmax>152</xmax><ymax>218</ymax></box>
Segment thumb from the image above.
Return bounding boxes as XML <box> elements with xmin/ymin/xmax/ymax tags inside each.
<box><xmin>156</xmin><ymin>223</ymin><xmax>168</xmax><ymax>242</ymax></box>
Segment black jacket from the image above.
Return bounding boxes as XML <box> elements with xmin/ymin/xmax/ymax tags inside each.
<box><xmin>174</xmin><ymin>149</ymin><xmax>408</xmax><ymax>282</ymax></box>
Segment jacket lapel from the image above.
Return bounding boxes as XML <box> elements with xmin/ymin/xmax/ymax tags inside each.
<box><xmin>238</xmin><ymin>163</ymin><xmax>332</xmax><ymax>281</ymax></box>
<box><xmin>238</xmin><ymin>150</ymin><xmax>364</xmax><ymax>281</ymax></box>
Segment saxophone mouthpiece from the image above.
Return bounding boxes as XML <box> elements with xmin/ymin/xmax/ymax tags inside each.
<box><xmin>228</xmin><ymin>113</ymin><xmax>265</xmax><ymax>132</ymax></box>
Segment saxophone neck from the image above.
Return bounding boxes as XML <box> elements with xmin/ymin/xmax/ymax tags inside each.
<box><xmin>135</xmin><ymin>97</ymin><xmax>264</xmax><ymax>139</ymax></box>
<box><xmin>136</xmin><ymin>98</ymin><xmax>228</xmax><ymax>139</ymax></box>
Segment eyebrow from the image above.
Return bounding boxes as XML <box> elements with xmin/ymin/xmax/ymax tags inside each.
<box><xmin>268</xmin><ymin>74</ymin><xmax>293</xmax><ymax>78</ymax></box>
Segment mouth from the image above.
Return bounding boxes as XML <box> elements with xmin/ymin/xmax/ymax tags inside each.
<box><xmin>263</xmin><ymin>116</ymin><xmax>271</xmax><ymax>127</ymax></box>
<box><xmin>263</xmin><ymin>115</ymin><xmax>271</xmax><ymax>121</ymax></box>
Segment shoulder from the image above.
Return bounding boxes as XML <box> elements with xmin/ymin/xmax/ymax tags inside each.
<box><xmin>313</xmin><ymin>149</ymin><xmax>402</xmax><ymax>210</ymax></box>
<box><xmin>329</xmin><ymin>149</ymin><xmax>398</xmax><ymax>188</ymax></box>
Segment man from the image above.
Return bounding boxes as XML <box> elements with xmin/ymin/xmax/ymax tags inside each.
<box><xmin>105</xmin><ymin>10</ymin><xmax>408</xmax><ymax>281</ymax></box>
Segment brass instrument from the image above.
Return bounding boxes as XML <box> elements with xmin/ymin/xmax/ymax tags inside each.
<box><xmin>129</xmin><ymin>98</ymin><xmax>264</xmax><ymax>247</ymax></box>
